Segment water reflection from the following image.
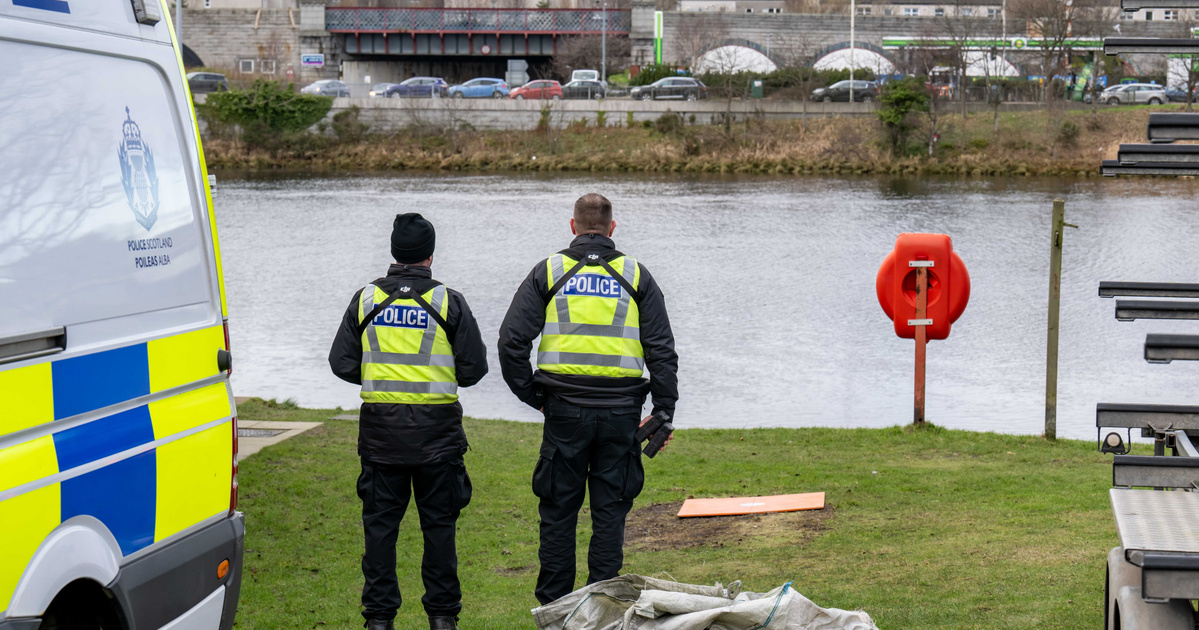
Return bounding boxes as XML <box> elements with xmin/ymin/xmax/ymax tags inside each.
<box><xmin>215</xmin><ymin>172</ymin><xmax>1199</xmax><ymax>440</ymax></box>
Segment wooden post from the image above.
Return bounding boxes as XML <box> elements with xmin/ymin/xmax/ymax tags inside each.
<box><xmin>1045</xmin><ymin>199</ymin><xmax>1065</xmax><ymax>441</ymax></box>
<box><xmin>914</xmin><ymin>266</ymin><xmax>928</xmax><ymax>424</ymax></box>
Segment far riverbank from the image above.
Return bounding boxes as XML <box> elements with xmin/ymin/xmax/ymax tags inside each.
<box><xmin>202</xmin><ymin>105</ymin><xmax>1172</xmax><ymax>177</ymax></box>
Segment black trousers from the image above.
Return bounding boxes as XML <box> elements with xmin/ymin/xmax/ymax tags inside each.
<box><xmin>533</xmin><ymin>397</ymin><xmax>646</xmax><ymax>605</ymax></box>
<box><xmin>358</xmin><ymin>457</ymin><xmax>472</xmax><ymax>621</ymax></box>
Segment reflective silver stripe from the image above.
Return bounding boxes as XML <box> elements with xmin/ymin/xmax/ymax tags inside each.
<box><xmin>362</xmin><ymin>380</ymin><xmax>459</xmax><ymax>394</ymax></box>
<box><xmin>549</xmin><ymin>254</ymin><xmax>571</xmax><ymax>324</ymax></box>
<box><xmin>611</xmin><ymin>256</ymin><xmax>638</xmax><ymax>328</ymax></box>
<box><xmin>542</xmin><ymin>323</ymin><xmax>639</xmax><ymax>339</ymax></box>
<box><xmin>361</xmin><ymin>284</ymin><xmax>381</xmax><ymax>353</ymax></box>
<box><xmin>362</xmin><ymin>352</ymin><xmax>456</xmax><ymax>367</ymax></box>
<box><xmin>418</xmin><ymin>285</ymin><xmax>447</xmax><ymax>356</ymax></box>
<box><xmin>537</xmin><ymin>351</ymin><xmax>644</xmax><ymax>371</ymax></box>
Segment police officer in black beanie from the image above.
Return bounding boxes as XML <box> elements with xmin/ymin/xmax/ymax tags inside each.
<box><xmin>330</xmin><ymin>213</ymin><xmax>488</xmax><ymax>630</ymax></box>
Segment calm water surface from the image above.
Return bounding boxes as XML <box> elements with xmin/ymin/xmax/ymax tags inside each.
<box><xmin>215</xmin><ymin>172</ymin><xmax>1199</xmax><ymax>440</ymax></box>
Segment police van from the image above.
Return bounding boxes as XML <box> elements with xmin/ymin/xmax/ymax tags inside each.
<box><xmin>0</xmin><ymin>0</ymin><xmax>243</xmax><ymax>628</ymax></box>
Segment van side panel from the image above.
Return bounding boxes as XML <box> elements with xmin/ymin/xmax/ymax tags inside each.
<box><xmin>150</xmin><ymin>383</ymin><xmax>233</xmax><ymax>540</ymax></box>
<box><xmin>0</xmin><ymin>365</ymin><xmax>53</xmax><ymax>436</ymax></box>
<box><xmin>146</xmin><ymin>326</ymin><xmax>224</xmax><ymax>393</ymax></box>
<box><xmin>159</xmin><ymin>0</ymin><xmax>229</xmax><ymax>319</ymax></box>
<box><xmin>0</xmin><ymin>442</ymin><xmax>60</xmax><ymax>613</ymax></box>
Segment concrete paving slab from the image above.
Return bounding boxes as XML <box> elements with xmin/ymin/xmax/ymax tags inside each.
<box><xmin>237</xmin><ymin>421</ymin><xmax>322</xmax><ymax>462</ymax></box>
<box><xmin>330</xmin><ymin>414</ymin><xmax>359</xmax><ymax>421</ymax></box>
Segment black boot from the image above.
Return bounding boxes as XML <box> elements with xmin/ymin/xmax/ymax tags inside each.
<box><xmin>365</xmin><ymin>620</ymin><xmax>395</xmax><ymax>630</ymax></box>
<box><xmin>428</xmin><ymin>616</ymin><xmax>459</xmax><ymax>630</ymax></box>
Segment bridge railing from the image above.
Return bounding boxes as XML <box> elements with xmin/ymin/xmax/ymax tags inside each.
<box><xmin>326</xmin><ymin>8</ymin><xmax>631</xmax><ymax>34</ymax></box>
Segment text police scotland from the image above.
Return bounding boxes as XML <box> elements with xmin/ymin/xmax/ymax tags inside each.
<box><xmin>129</xmin><ymin>236</ymin><xmax>173</xmax><ymax>269</ymax></box>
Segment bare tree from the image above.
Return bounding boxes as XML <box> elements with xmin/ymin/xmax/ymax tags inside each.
<box><xmin>783</xmin><ymin>0</ymin><xmax>848</xmax><ymax>13</ymax></box>
<box><xmin>551</xmin><ymin>35</ymin><xmax>632</xmax><ymax>81</ymax></box>
<box><xmin>1171</xmin><ymin>13</ymin><xmax>1199</xmax><ymax>111</ymax></box>
<box><xmin>672</xmin><ymin>13</ymin><xmax>729</xmax><ymax>69</ymax></box>
<box><xmin>935</xmin><ymin>0</ymin><xmax>992</xmax><ymax>118</ymax></box>
<box><xmin>1009</xmin><ymin>0</ymin><xmax>1113</xmax><ymax>102</ymax></box>
<box><xmin>773</xmin><ymin>31</ymin><xmax>821</xmax><ymax>131</ymax></box>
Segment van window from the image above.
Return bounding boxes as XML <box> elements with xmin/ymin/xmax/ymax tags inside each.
<box><xmin>0</xmin><ymin>40</ymin><xmax>210</xmax><ymax>342</ymax></box>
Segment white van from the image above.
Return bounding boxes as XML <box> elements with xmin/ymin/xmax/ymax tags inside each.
<box><xmin>571</xmin><ymin>69</ymin><xmax>601</xmax><ymax>83</ymax></box>
<box><xmin>0</xmin><ymin>0</ymin><xmax>243</xmax><ymax>628</ymax></box>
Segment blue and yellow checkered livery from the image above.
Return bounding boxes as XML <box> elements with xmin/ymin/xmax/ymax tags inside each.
<box><xmin>0</xmin><ymin>325</ymin><xmax>234</xmax><ymax>613</ymax></box>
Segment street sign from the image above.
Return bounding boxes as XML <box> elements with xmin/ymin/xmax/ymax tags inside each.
<box><xmin>508</xmin><ymin>59</ymin><xmax>528</xmax><ymax>72</ymax></box>
<box><xmin>301</xmin><ymin>53</ymin><xmax>324</xmax><ymax>67</ymax></box>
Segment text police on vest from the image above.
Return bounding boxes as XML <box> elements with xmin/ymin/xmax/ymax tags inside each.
<box><xmin>563</xmin><ymin>274</ymin><xmax>622</xmax><ymax>298</ymax></box>
<box><xmin>373</xmin><ymin>305</ymin><xmax>430</xmax><ymax>328</ymax></box>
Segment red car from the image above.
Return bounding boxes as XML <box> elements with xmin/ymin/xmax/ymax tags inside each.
<box><xmin>510</xmin><ymin>80</ymin><xmax>563</xmax><ymax>100</ymax></box>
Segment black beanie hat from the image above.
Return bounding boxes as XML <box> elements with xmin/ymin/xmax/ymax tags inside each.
<box><xmin>391</xmin><ymin>213</ymin><xmax>436</xmax><ymax>263</ymax></box>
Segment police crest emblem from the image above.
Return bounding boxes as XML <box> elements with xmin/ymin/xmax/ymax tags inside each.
<box><xmin>118</xmin><ymin>107</ymin><xmax>160</xmax><ymax>231</ymax></box>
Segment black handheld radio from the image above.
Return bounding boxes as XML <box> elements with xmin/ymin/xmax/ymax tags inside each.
<box><xmin>636</xmin><ymin>411</ymin><xmax>674</xmax><ymax>458</ymax></box>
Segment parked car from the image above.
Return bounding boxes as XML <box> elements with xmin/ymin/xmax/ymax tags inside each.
<box><xmin>369</xmin><ymin>82</ymin><xmax>397</xmax><ymax>97</ymax></box>
<box><xmin>510</xmin><ymin>80</ymin><xmax>563</xmax><ymax>100</ymax></box>
<box><xmin>811</xmin><ymin>80</ymin><xmax>880</xmax><ymax>103</ymax></box>
<box><xmin>300</xmin><ymin>79</ymin><xmax>350</xmax><ymax>97</ymax></box>
<box><xmin>448</xmin><ymin>78</ymin><xmax>509</xmax><ymax>99</ymax></box>
<box><xmin>1087</xmin><ymin>83</ymin><xmax>1167</xmax><ymax>105</ymax></box>
<box><xmin>186</xmin><ymin>71</ymin><xmax>228</xmax><ymax>93</ymax></box>
<box><xmin>386</xmin><ymin>77</ymin><xmax>449</xmax><ymax>98</ymax></box>
<box><xmin>630</xmin><ymin>77</ymin><xmax>707</xmax><ymax>101</ymax></box>
<box><xmin>562</xmin><ymin>80</ymin><xmax>607</xmax><ymax>100</ymax></box>
<box><xmin>1166</xmin><ymin>85</ymin><xmax>1198</xmax><ymax>103</ymax></box>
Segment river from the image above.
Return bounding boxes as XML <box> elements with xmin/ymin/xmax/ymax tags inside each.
<box><xmin>214</xmin><ymin>172</ymin><xmax>1199</xmax><ymax>440</ymax></box>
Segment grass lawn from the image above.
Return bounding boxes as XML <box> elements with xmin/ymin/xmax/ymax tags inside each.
<box><xmin>233</xmin><ymin>398</ymin><xmax>1128</xmax><ymax>629</ymax></box>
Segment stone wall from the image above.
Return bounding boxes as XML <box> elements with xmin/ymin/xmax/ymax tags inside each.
<box><xmin>182</xmin><ymin>7</ymin><xmax>342</xmax><ymax>84</ymax></box>
<box><xmin>319</xmin><ymin>97</ymin><xmax>1067</xmax><ymax>133</ymax></box>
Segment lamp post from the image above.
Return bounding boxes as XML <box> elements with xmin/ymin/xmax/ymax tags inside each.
<box><xmin>595</xmin><ymin>0</ymin><xmax>608</xmax><ymax>83</ymax></box>
<box><xmin>849</xmin><ymin>0</ymin><xmax>856</xmax><ymax>102</ymax></box>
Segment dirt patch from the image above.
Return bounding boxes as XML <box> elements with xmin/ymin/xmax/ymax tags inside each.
<box><xmin>494</xmin><ymin>564</ymin><xmax>535</xmax><ymax>575</ymax></box>
<box><xmin>624</xmin><ymin>502</ymin><xmax>833</xmax><ymax>552</ymax></box>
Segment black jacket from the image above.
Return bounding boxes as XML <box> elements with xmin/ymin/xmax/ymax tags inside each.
<box><xmin>498</xmin><ymin>234</ymin><xmax>679</xmax><ymax>418</ymax></box>
<box><xmin>329</xmin><ymin>264</ymin><xmax>488</xmax><ymax>466</ymax></box>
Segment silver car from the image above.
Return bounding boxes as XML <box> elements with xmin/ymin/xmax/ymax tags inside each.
<box><xmin>300</xmin><ymin>79</ymin><xmax>350</xmax><ymax>97</ymax></box>
<box><xmin>1098</xmin><ymin>83</ymin><xmax>1167</xmax><ymax>106</ymax></box>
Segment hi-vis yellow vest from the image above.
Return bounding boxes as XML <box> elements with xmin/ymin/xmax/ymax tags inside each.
<box><xmin>358</xmin><ymin>283</ymin><xmax>457</xmax><ymax>404</ymax></box>
<box><xmin>537</xmin><ymin>253</ymin><xmax>644</xmax><ymax>378</ymax></box>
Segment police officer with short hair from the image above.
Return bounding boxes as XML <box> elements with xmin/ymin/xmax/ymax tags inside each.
<box><xmin>498</xmin><ymin>193</ymin><xmax>679</xmax><ymax>605</ymax></box>
<box><xmin>329</xmin><ymin>213</ymin><xmax>488</xmax><ymax>630</ymax></box>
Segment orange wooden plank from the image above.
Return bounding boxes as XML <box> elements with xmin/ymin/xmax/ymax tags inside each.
<box><xmin>676</xmin><ymin>492</ymin><xmax>826</xmax><ymax>518</ymax></box>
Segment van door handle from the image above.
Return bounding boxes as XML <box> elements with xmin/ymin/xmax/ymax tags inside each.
<box><xmin>217</xmin><ymin>349</ymin><xmax>233</xmax><ymax>373</ymax></box>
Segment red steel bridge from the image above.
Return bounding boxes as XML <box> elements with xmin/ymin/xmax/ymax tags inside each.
<box><xmin>327</xmin><ymin>8</ymin><xmax>631</xmax><ymax>56</ymax></box>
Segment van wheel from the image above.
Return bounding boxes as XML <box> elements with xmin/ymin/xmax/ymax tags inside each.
<box><xmin>39</xmin><ymin>580</ymin><xmax>122</xmax><ymax>630</ymax></box>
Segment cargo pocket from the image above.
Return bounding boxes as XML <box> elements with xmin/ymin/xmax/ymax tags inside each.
<box><xmin>454</xmin><ymin>460</ymin><xmax>473</xmax><ymax>511</ymax></box>
<box><xmin>356</xmin><ymin>462</ymin><xmax>375</xmax><ymax>507</ymax></box>
<box><xmin>532</xmin><ymin>445</ymin><xmax>557</xmax><ymax>500</ymax></box>
<box><xmin>620</xmin><ymin>450</ymin><xmax>645</xmax><ymax>501</ymax></box>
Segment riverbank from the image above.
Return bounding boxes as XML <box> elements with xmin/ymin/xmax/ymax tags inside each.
<box><xmin>203</xmin><ymin>105</ymin><xmax>1168</xmax><ymax>177</ymax></box>
<box><xmin>234</xmin><ymin>397</ymin><xmax>1129</xmax><ymax>629</ymax></box>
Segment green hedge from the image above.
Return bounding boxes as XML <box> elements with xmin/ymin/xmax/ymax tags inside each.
<box><xmin>205</xmin><ymin>79</ymin><xmax>332</xmax><ymax>134</ymax></box>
